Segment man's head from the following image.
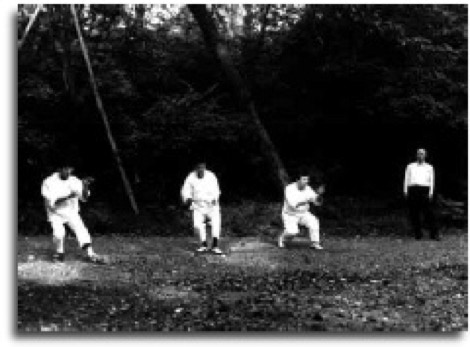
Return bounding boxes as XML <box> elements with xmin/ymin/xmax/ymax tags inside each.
<box><xmin>295</xmin><ymin>170</ymin><xmax>310</xmax><ymax>190</ymax></box>
<box><xmin>294</xmin><ymin>167</ymin><xmax>312</xmax><ymax>190</ymax></box>
<box><xmin>416</xmin><ymin>148</ymin><xmax>427</xmax><ymax>163</ymax></box>
<box><xmin>195</xmin><ymin>162</ymin><xmax>206</xmax><ymax>178</ymax></box>
<box><xmin>58</xmin><ymin>165</ymin><xmax>74</xmax><ymax>180</ymax></box>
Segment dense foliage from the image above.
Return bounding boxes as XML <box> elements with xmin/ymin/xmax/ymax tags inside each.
<box><xmin>18</xmin><ymin>4</ymin><xmax>467</xmax><ymax>210</ymax></box>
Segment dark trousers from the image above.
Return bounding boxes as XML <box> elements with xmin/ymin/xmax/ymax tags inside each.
<box><xmin>407</xmin><ymin>186</ymin><xmax>439</xmax><ymax>239</ymax></box>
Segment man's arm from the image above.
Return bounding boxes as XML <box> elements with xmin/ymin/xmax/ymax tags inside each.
<box><xmin>284</xmin><ymin>185</ymin><xmax>299</xmax><ymax>209</ymax></box>
<box><xmin>41</xmin><ymin>180</ymin><xmax>62</xmax><ymax>208</ymax></box>
<box><xmin>81</xmin><ymin>177</ymin><xmax>94</xmax><ymax>202</ymax></box>
<box><xmin>41</xmin><ymin>178</ymin><xmax>77</xmax><ymax>208</ymax></box>
<box><xmin>55</xmin><ymin>192</ymin><xmax>78</xmax><ymax>205</ymax></box>
<box><xmin>429</xmin><ymin>166</ymin><xmax>435</xmax><ymax>198</ymax></box>
<box><xmin>181</xmin><ymin>174</ymin><xmax>193</xmax><ymax>206</ymax></box>
<box><xmin>311</xmin><ymin>185</ymin><xmax>325</xmax><ymax>206</ymax></box>
<box><xmin>284</xmin><ymin>186</ymin><xmax>308</xmax><ymax>208</ymax></box>
<box><xmin>403</xmin><ymin>164</ymin><xmax>410</xmax><ymax>197</ymax></box>
<box><xmin>210</xmin><ymin>173</ymin><xmax>221</xmax><ymax>205</ymax></box>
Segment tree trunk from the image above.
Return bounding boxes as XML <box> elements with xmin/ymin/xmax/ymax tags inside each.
<box><xmin>17</xmin><ymin>4</ymin><xmax>41</xmax><ymax>50</ymax></box>
<box><xmin>70</xmin><ymin>4</ymin><xmax>140</xmax><ymax>215</ymax></box>
<box><xmin>257</xmin><ymin>5</ymin><xmax>271</xmax><ymax>53</ymax></box>
<box><xmin>135</xmin><ymin>4</ymin><xmax>146</xmax><ymax>29</ymax></box>
<box><xmin>188</xmin><ymin>5</ymin><xmax>290</xmax><ymax>193</ymax></box>
<box><xmin>243</xmin><ymin>4</ymin><xmax>253</xmax><ymax>38</ymax></box>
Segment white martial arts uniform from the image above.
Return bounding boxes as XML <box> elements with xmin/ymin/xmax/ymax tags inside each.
<box><xmin>281</xmin><ymin>182</ymin><xmax>320</xmax><ymax>243</ymax></box>
<box><xmin>41</xmin><ymin>173</ymin><xmax>91</xmax><ymax>248</ymax></box>
<box><xmin>181</xmin><ymin>170</ymin><xmax>221</xmax><ymax>242</ymax></box>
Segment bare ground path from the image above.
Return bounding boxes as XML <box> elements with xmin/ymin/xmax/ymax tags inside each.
<box><xmin>17</xmin><ymin>234</ymin><xmax>467</xmax><ymax>332</ymax></box>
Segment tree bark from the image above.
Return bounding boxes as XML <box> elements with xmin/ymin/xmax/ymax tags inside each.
<box><xmin>70</xmin><ymin>4</ymin><xmax>140</xmax><ymax>215</ymax></box>
<box><xmin>135</xmin><ymin>4</ymin><xmax>146</xmax><ymax>29</ymax></box>
<box><xmin>17</xmin><ymin>4</ymin><xmax>41</xmax><ymax>50</ymax></box>
<box><xmin>257</xmin><ymin>4</ymin><xmax>271</xmax><ymax>53</ymax></box>
<box><xmin>188</xmin><ymin>5</ymin><xmax>290</xmax><ymax>193</ymax></box>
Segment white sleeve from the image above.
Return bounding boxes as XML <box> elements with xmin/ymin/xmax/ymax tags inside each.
<box><xmin>429</xmin><ymin>166</ymin><xmax>435</xmax><ymax>196</ymax></box>
<box><xmin>41</xmin><ymin>178</ymin><xmax>56</xmax><ymax>207</ymax></box>
<box><xmin>309</xmin><ymin>188</ymin><xmax>320</xmax><ymax>206</ymax></box>
<box><xmin>210</xmin><ymin>173</ymin><xmax>221</xmax><ymax>201</ymax></box>
<box><xmin>70</xmin><ymin>177</ymin><xmax>85</xmax><ymax>201</ymax></box>
<box><xmin>404</xmin><ymin>164</ymin><xmax>411</xmax><ymax>194</ymax></box>
<box><xmin>181</xmin><ymin>174</ymin><xmax>193</xmax><ymax>202</ymax></box>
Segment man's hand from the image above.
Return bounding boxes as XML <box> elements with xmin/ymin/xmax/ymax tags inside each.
<box><xmin>316</xmin><ymin>184</ymin><xmax>326</xmax><ymax>195</ymax></box>
<box><xmin>315</xmin><ymin>195</ymin><xmax>324</xmax><ymax>206</ymax></box>
<box><xmin>82</xmin><ymin>177</ymin><xmax>95</xmax><ymax>186</ymax></box>
<box><xmin>184</xmin><ymin>198</ymin><xmax>193</xmax><ymax>209</ymax></box>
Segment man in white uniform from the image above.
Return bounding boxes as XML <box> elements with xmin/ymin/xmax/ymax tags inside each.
<box><xmin>279</xmin><ymin>171</ymin><xmax>325</xmax><ymax>249</ymax></box>
<box><xmin>404</xmin><ymin>148</ymin><xmax>439</xmax><ymax>240</ymax></box>
<box><xmin>181</xmin><ymin>162</ymin><xmax>223</xmax><ymax>254</ymax></box>
<box><xmin>41</xmin><ymin>164</ymin><xmax>103</xmax><ymax>263</ymax></box>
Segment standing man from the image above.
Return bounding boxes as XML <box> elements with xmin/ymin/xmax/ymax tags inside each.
<box><xmin>181</xmin><ymin>162</ymin><xmax>223</xmax><ymax>254</ymax></box>
<box><xmin>41</xmin><ymin>163</ymin><xmax>104</xmax><ymax>263</ymax></box>
<box><xmin>279</xmin><ymin>170</ymin><xmax>325</xmax><ymax>249</ymax></box>
<box><xmin>404</xmin><ymin>148</ymin><xmax>439</xmax><ymax>240</ymax></box>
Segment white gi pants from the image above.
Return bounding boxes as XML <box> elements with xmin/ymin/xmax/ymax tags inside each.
<box><xmin>49</xmin><ymin>213</ymin><xmax>91</xmax><ymax>248</ymax></box>
<box><xmin>281</xmin><ymin>211</ymin><xmax>320</xmax><ymax>243</ymax></box>
<box><xmin>193</xmin><ymin>207</ymin><xmax>221</xmax><ymax>242</ymax></box>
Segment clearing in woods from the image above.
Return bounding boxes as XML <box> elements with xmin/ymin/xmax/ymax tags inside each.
<box><xmin>17</xmin><ymin>233</ymin><xmax>467</xmax><ymax>332</ymax></box>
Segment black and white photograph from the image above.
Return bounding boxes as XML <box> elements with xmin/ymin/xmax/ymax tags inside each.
<box><xmin>16</xmin><ymin>3</ymin><xmax>468</xmax><ymax>333</ymax></box>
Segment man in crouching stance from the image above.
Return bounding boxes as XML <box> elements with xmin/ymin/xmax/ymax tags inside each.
<box><xmin>279</xmin><ymin>171</ymin><xmax>325</xmax><ymax>249</ymax></box>
<box><xmin>41</xmin><ymin>163</ymin><xmax>104</xmax><ymax>263</ymax></box>
<box><xmin>181</xmin><ymin>162</ymin><xmax>223</xmax><ymax>255</ymax></box>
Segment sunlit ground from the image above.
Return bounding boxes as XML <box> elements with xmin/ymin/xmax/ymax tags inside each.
<box><xmin>17</xmin><ymin>233</ymin><xmax>467</xmax><ymax>331</ymax></box>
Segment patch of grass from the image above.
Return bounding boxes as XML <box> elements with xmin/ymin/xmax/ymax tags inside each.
<box><xmin>17</xmin><ymin>232</ymin><xmax>467</xmax><ymax>332</ymax></box>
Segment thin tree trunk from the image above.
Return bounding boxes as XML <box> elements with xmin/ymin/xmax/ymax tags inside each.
<box><xmin>188</xmin><ymin>5</ymin><xmax>290</xmax><ymax>193</ymax></box>
<box><xmin>70</xmin><ymin>4</ymin><xmax>140</xmax><ymax>215</ymax></box>
<box><xmin>135</xmin><ymin>4</ymin><xmax>146</xmax><ymax>50</ymax></box>
<box><xmin>257</xmin><ymin>5</ymin><xmax>271</xmax><ymax>52</ymax></box>
<box><xmin>243</xmin><ymin>4</ymin><xmax>254</xmax><ymax>38</ymax></box>
<box><xmin>135</xmin><ymin>4</ymin><xmax>146</xmax><ymax>29</ymax></box>
<box><xmin>17</xmin><ymin>4</ymin><xmax>41</xmax><ymax>50</ymax></box>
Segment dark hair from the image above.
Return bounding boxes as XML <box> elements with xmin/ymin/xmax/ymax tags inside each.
<box><xmin>294</xmin><ymin>167</ymin><xmax>311</xmax><ymax>180</ymax></box>
<box><xmin>56</xmin><ymin>161</ymin><xmax>73</xmax><ymax>170</ymax></box>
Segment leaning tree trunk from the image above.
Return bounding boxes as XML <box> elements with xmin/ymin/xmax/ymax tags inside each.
<box><xmin>70</xmin><ymin>5</ymin><xmax>140</xmax><ymax>215</ymax></box>
<box><xmin>188</xmin><ymin>5</ymin><xmax>290</xmax><ymax>194</ymax></box>
<box><xmin>17</xmin><ymin>4</ymin><xmax>41</xmax><ymax>50</ymax></box>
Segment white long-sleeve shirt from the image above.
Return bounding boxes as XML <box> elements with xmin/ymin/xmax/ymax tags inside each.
<box><xmin>283</xmin><ymin>182</ymin><xmax>319</xmax><ymax>215</ymax></box>
<box><xmin>404</xmin><ymin>162</ymin><xmax>435</xmax><ymax>195</ymax></box>
<box><xmin>181</xmin><ymin>170</ymin><xmax>221</xmax><ymax>210</ymax></box>
<box><xmin>41</xmin><ymin>173</ymin><xmax>85</xmax><ymax>221</ymax></box>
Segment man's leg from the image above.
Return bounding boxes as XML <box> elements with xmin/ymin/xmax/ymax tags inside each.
<box><xmin>408</xmin><ymin>188</ymin><xmax>423</xmax><ymax>239</ymax></box>
<box><xmin>193</xmin><ymin>209</ymin><xmax>208</xmax><ymax>251</ymax></box>
<box><xmin>423</xmin><ymin>194</ymin><xmax>439</xmax><ymax>240</ymax></box>
<box><xmin>300</xmin><ymin>213</ymin><xmax>322</xmax><ymax>249</ymax></box>
<box><xmin>280</xmin><ymin>213</ymin><xmax>299</xmax><ymax>248</ymax></box>
<box><xmin>209</xmin><ymin>208</ymin><xmax>222</xmax><ymax>253</ymax></box>
<box><xmin>66</xmin><ymin>213</ymin><xmax>96</xmax><ymax>259</ymax></box>
<box><xmin>50</xmin><ymin>219</ymin><xmax>66</xmax><ymax>261</ymax></box>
